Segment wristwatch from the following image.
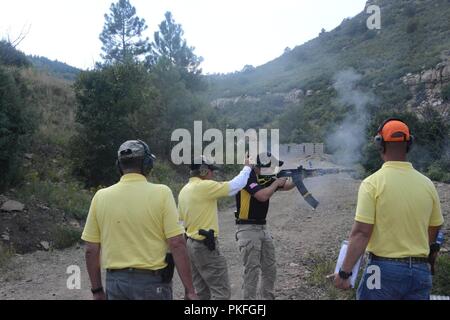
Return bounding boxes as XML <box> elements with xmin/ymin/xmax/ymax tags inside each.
<box><xmin>91</xmin><ymin>286</ymin><xmax>104</xmax><ymax>294</ymax></box>
<box><xmin>338</xmin><ymin>269</ymin><xmax>353</xmax><ymax>280</ymax></box>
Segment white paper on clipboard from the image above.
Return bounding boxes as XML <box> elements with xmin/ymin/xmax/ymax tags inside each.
<box><xmin>334</xmin><ymin>240</ymin><xmax>363</xmax><ymax>288</ymax></box>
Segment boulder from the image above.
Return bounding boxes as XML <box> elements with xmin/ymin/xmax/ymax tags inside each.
<box><xmin>1</xmin><ymin>200</ymin><xmax>25</xmax><ymax>212</ymax></box>
<box><xmin>442</xmin><ymin>65</ymin><xmax>450</xmax><ymax>81</ymax></box>
<box><xmin>1</xmin><ymin>232</ymin><xmax>10</xmax><ymax>241</ymax></box>
<box><xmin>421</xmin><ymin>70</ymin><xmax>434</xmax><ymax>83</ymax></box>
<box><xmin>40</xmin><ymin>241</ymin><xmax>50</xmax><ymax>251</ymax></box>
<box><xmin>0</xmin><ymin>194</ymin><xmax>8</xmax><ymax>204</ymax></box>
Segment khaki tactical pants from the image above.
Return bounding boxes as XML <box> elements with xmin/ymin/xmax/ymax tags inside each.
<box><xmin>236</xmin><ymin>224</ymin><xmax>276</xmax><ymax>300</ymax></box>
<box><xmin>187</xmin><ymin>238</ymin><xmax>231</xmax><ymax>300</ymax></box>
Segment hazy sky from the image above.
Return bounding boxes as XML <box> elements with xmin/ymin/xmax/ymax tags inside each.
<box><xmin>0</xmin><ymin>0</ymin><xmax>367</xmax><ymax>74</ymax></box>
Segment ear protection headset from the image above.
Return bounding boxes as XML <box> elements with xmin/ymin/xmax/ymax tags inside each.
<box><xmin>137</xmin><ymin>140</ymin><xmax>155</xmax><ymax>174</ymax></box>
<box><xmin>192</xmin><ymin>156</ymin><xmax>211</xmax><ymax>177</ymax></box>
<box><xmin>374</xmin><ymin>118</ymin><xmax>414</xmax><ymax>153</ymax></box>
<box><xmin>117</xmin><ymin>140</ymin><xmax>155</xmax><ymax>176</ymax></box>
<box><xmin>198</xmin><ymin>164</ymin><xmax>210</xmax><ymax>177</ymax></box>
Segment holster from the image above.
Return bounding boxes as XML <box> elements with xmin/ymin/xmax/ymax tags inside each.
<box><xmin>198</xmin><ymin>229</ymin><xmax>216</xmax><ymax>251</ymax></box>
<box><xmin>161</xmin><ymin>253</ymin><xmax>175</xmax><ymax>283</ymax></box>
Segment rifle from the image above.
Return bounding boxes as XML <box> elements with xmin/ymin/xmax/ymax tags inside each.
<box><xmin>259</xmin><ymin>166</ymin><xmax>355</xmax><ymax>210</ymax></box>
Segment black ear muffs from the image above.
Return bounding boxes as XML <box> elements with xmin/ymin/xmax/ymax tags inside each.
<box><xmin>137</xmin><ymin>140</ymin><xmax>155</xmax><ymax>175</ymax></box>
<box><xmin>373</xmin><ymin>118</ymin><xmax>414</xmax><ymax>153</ymax></box>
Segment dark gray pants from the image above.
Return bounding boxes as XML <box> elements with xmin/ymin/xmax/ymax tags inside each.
<box><xmin>187</xmin><ymin>239</ymin><xmax>231</xmax><ymax>300</ymax></box>
<box><xmin>106</xmin><ymin>269</ymin><xmax>173</xmax><ymax>300</ymax></box>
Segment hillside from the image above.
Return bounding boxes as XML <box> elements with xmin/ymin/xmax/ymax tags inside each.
<box><xmin>28</xmin><ymin>55</ymin><xmax>81</xmax><ymax>81</ymax></box>
<box><xmin>206</xmin><ymin>0</ymin><xmax>450</xmax><ymax>132</ymax></box>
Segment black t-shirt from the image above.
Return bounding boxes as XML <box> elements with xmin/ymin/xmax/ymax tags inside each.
<box><xmin>235</xmin><ymin>170</ymin><xmax>276</xmax><ymax>222</ymax></box>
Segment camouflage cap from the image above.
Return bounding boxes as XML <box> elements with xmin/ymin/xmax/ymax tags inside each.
<box><xmin>117</xmin><ymin>140</ymin><xmax>146</xmax><ymax>159</ymax></box>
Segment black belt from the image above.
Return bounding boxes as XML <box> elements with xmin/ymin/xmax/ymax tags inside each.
<box><xmin>187</xmin><ymin>237</ymin><xmax>217</xmax><ymax>242</ymax></box>
<box><xmin>106</xmin><ymin>268</ymin><xmax>161</xmax><ymax>275</ymax></box>
<box><xmin>236</xmin><ymin>219</ymin><xmax>266</xmax><ymax>225</ymax></box>
<box><xmin>369</xmin><ymin>253</ymin><xmax>429</xmax><ymax>264</ymax></box>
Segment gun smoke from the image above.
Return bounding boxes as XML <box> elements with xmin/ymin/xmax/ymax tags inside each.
<box><xmin>327</xmin><ymin>69</ymin><xmax>377</xmax><ymax>166</ymax></box>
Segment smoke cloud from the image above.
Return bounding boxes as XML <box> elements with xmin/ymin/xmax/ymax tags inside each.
<box><xmin>327</xmin><ymin>69</ymin><xmax>377</xmax><ymax>165</ymax></box>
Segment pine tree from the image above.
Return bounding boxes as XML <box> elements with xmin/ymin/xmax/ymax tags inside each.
<box><xmin>99</xmin><ymin>0</ymin><xmax>150</xmax><ymax>63</ymax></box>
<box><xmin>148</xmin><ymin>11</ymin><xmax>203</xmax><ymax>73</ymax></box>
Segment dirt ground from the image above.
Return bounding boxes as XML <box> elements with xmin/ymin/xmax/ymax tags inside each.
<box><xmin>1</xmin><ymin>160</ymin><xmax>449</xmax><ymax>300</ymax></box>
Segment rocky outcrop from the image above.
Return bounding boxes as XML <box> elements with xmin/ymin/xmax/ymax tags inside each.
<box><xmin>403</xmin><ymin>63</ymin><xmax>450</xmax><ymax>87</ymax></box>
<box><xmin>401</xmin><ymin>55</ymin><xmax>450</xmax><ymax>116</ymax></box>
<box><xmin>211</xmin><ymin>95</ymin><xmax>261</xmax><ymax>109</ymax></box>
<box><xmin>210</xmin><ymin>87</ymin><xmax>321</xmax><ymax>109</ymax></box>
<box><xmin>284</xmin><ymin>89</ymin><xmax>304</xmax><ymax>104</ymax></box>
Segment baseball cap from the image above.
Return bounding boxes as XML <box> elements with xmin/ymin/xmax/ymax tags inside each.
<box><xmin>381</xmin><ymin>120</ymin><xmax>411</xmax><ymax>142</ymax></box>
<box><xmin>118</xmin><ymin>140</ymin><xmax>155</xmax><ymax>160</ymax></box>
<box><xmin>256</xmin><ymin>152</ymin><xmax>284</xmax><ymax>168</ymax></box>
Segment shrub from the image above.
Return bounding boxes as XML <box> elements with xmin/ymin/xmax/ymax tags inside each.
<box><xmin>51</xmin><ymin>226</ymin><xmax>82</xmax><ymax>250</ymax></box>
<box><xmin>441</xmin><ymin>84</ymin><xmax>450</xmax><ymax>102</ymax></box>
<box><xmin>406</xmin><ymin>20</ymin><xmax>419</xmax><ymax>33</ymax></box>
<box><xmin>150</xmin><ymin>161</ymin><xmax>186</xmax><ymax>197</ymax></box>
<box><xmin>0</xmin><ymin>66</ymin><xmax>36</xmax><ymax>191</ymax></box>
<box><xmin>70</xmin><ymin>62</ymin><xmax>161</xmax><ymax>187</ymax></box>
<box><xmin>432</xmin><ymin>253</ymin><xmax>450</xmax><ymax>295</ymax></box>
<box><xmin>427</xmin><ymin>163</ymin><xmax>450</xmax><ymax>183</ymax></box>
<box><xmin>0</xmin><ymin>243</ymin><xmax>14</xmax><ymax>268</ymax></box>
<box><xmin>17</xmin><ymin>174</ymin><xmax>92</xmax><ymax>220</ymax></box>
<box><xmin>305</xmin><ymin>252</ymin><xmax>358</xmax><ymax>300</ymax></box>
<box><xmin>404</xmin><ymin>4</ymin><xmax>417</xmax><ymax>18</ymax></box>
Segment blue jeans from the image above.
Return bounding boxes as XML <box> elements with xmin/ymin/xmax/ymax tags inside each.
<box><xmin>357</xmin><ymin>259</ymin><xmax>432</xmax><ymax>300</ymax></box>
<box><xmin>106</xmin><ymin>270</ymin><xmax>173</xmax><ymax>300</ymax></box>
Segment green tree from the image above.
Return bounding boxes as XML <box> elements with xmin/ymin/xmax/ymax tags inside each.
<box><xmin>70</xmin><ymin>62</ymin><xmax>160</xmax><ymax>186</ymax></box>
<box><xmin>149</xmin><ymin>58</ymin><xmax>212</xmax><ymax>157</ymax></box>
<box><xmin>99</xmin><ymin>0</ymin><xmax>150</xmax><ymax>64</ymax></box>
<box><xmin>0</xmin><ymin>40</ymin><xmax>30</xmax><ymax>67</ymax></box>
<box><xmin>148</xmin><ymin>12</ymin><xmax>203</xmax><ymax>74</ymax></box>
<box><xmin>0</xmin><ymin>66</ymin><xmax>35</xmax><ymax>190</ymax></box>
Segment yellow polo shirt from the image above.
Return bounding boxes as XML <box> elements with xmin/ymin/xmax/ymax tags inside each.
<box><xmin>81</xmin><ymin>173</ymin><xmax>184</xmax><ymax>270</ymax></box>
<box><xmin>178</xmin><ymin>178</ymin><xmax>230</xmax><ymax>240</ymax></box>
<box><xmin>355</xmin><ymin>162</ymin><xmax>444</xmax><ymax>258</ymax></box>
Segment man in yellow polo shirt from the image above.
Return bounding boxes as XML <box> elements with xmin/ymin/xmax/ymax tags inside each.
<box><xmin>82</xmin><ymin>140</ymin><xmax>197</xmax><ymax>300</ymax></box>
<box><xmin>334</xmin><ymin>119</ymin><xmax>444</xmax><ymax>300</ymax></box>
<box><xmin>178</xmin><ymin>156</ymin><xmax>253</xmax><ymax>300</ymax></box>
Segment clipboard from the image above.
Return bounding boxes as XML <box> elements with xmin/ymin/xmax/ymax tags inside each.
<box><xmin>334</xmin><ymin>240</ymin><xmax>363</xmax><ymax>288</ymax></box>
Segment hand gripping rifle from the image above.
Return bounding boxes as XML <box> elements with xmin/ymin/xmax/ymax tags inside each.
<box><xmin>259</xmin><ymin>166</ymin><xmax>355</xmax><ymax>210</ymax></box>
